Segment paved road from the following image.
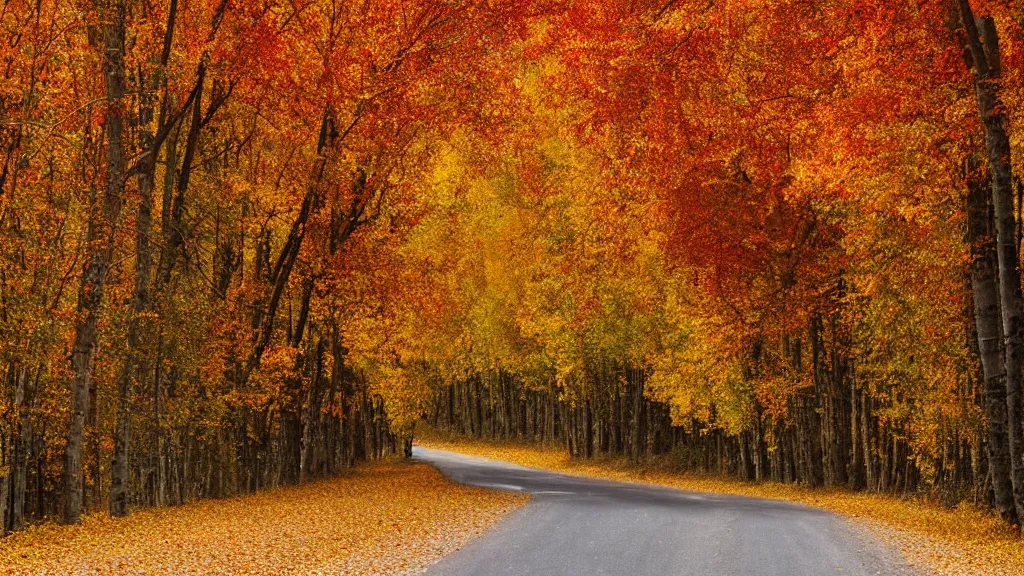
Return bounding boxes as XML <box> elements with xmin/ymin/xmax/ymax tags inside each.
<box><xmin>414</xmin><ymin>447</ymin><xmax>916</xmax><ymax>576</ymax></box>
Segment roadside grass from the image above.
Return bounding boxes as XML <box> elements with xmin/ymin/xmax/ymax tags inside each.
<box><xmin>416</xmin><ymin>425</ymin><xmax>1024</xmax><ymax>576</ymax></box>
<box><xmin>0</xmin><ymin>459</ymin><xmax>527</xmax><ymax>575</ymax></box>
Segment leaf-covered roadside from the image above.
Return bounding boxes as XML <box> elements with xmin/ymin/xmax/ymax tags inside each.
<box><xmin>0</xmin><ymin>461</ymin><xmax>526</xmax><ymax>575</ymax></box>
<box><xmin>416</xmin><ymin>429</ymin><xmax>1022</xmax><ymax>576</ymax></box>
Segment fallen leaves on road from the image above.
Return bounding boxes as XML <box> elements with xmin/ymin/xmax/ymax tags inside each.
<box><xmin>416</xmin><ymin>428</ymin><xmax>1024</xmax><ymax>576</ymax></box>
<box><xmin>0</xmin><ymin>461</ymin><xmax>526</xmax><ymax>575</ymax></box>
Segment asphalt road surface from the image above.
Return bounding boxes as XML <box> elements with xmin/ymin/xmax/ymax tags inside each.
<box><xmin>415</xmin><ymin>447</ymin><xmax>916</xmax><ymax>576</ymax></box>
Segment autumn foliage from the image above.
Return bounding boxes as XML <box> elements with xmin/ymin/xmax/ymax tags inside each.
<box><xmin>0</xmin><ymin>460</ymin><xmax>525</xmax><ymax>574</ymax></box>
<box><xmin>3</xmin><ymin>0</ymin><xmax>1024</xmax><ymax>542</ymax></box>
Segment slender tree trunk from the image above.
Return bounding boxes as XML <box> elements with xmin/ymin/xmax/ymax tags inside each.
<box><xmin>473</xmin><ymin>377</ymin><xmax>483</xmax><ymax>438</ymax></box>
<box><xmin>861</xmin><ymin>387</ymin><xmax>875</xmax><ymax>490</ymax></box>
<box><xmin>849</xmin><ymin>365</ymin><xmax>864</xmax><ymax>489</ymax></box>
<box><xmin>966</xmin><ymin>153</ymin><xmax>1019</xmax><ymax>523</ymax></box>
<box><xmin>111</xmin><ymin>69</ymin><xmax>160</xmax><ymax>519</ymax></box>
<box><xmin>960</xmin><ymin>1</ymin><xmax>1024</xmax><ymax>521</ymax></box>
<box><xmin>0</xmin><ymin>400</ymin><xmax>9</xmax><ymax>535</ymax></box>
<box><xmin>11</xmin><ymin>365</ymin><xmax>33</xmax><ymax>530</ymax></box>
<box><xmin>0</xmin><ymin>451</ymin><xmax>7</xmax><ymax>534</ymax></box>
<box><xmin>630</xmin><ymin>368</ymin><xmax>644</xmax><ymax>463</ymax></box>
<box><xmin>583</xmin><ymin>398</ymin><xmax>593</xmax><ymax>458</ymax></box>
<box><xmin>300</xmin><ymin>337</ymin><xmax>326</xmax><ymax>483</ymax></box>
<box><xmin>64</xmin><ymin>2</ymin><xmax>126</xmax><ymax>524</ymax></box>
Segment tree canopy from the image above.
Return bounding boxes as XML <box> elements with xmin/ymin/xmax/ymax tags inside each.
<box><xmin>3</xmin><ymin>0</ymin><xmax>1024</xmax><ymax>530</ymax></box>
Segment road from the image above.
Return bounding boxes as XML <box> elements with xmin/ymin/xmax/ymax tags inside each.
<box><xmin>414</xmin><ymin>447</ymin><xmax>916</xmax><ymax>576</ymax></box>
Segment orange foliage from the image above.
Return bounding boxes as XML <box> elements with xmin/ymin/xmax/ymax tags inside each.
<box><xmin>0</xmin><ymin>461</ymin><xmax>525</xmax><ymax>575</ymax></box>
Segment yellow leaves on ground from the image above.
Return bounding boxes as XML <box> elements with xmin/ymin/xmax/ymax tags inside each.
<box><xmin>0</xmin><ymin>461</ymin><xmax>526</xmax><ymax>575</ymax></box>
<box><xmin>416</xmin><ymin>428</ymin><xmax>1024</xmax><ymax>576</ymax></box>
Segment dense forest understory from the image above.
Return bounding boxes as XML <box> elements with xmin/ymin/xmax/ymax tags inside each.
<box><xmin>6</xmin><ymin>0</ymin><xmax>1024</xmax><ymax>543</ymax></box>
<box><xmin>426</xmin><ymin>363</ymin><xmax>957</xmax><ymax>498</ymax></box>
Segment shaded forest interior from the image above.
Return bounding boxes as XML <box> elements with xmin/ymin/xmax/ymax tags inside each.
<box><xmin>428</xmin><ymin>354</ymin><xmax>970</xmax><ymax>498</ymax></box>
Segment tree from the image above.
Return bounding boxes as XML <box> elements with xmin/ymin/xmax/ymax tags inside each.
<box><xmin>958</xmin><ymin>0</ymin><xmax>1024</xmax><ymax>522</ymax></box>
<box><xmin>64</xmin><ymin>0</ymin><xmax>128</xmax><ymax>525</ymax></box>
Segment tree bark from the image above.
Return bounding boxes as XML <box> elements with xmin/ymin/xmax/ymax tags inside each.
<box><xmin>630</xmin><ymin>367</ymin><xmax>644</xmax><ymax>463</ymax></box>
<box><xmin>11</xmin><ymin>365</ymin><xmax>33</xmax><ymax>530</ymax></box>
<box><xmin>966</xmin><ymin>153</ymin><xmax>1019</xmax><ymax>523</ymax></box>
<box><xmin>959</xmin><ymin>2</ymin><xmax>1024</xmax><ymax>520</ymax></box>
<box><xmin>64</xmin><ymin>2</ymin><xmax>126</xmax><ymax>524</ymax></box>
<box><xmin>0</xmin><ymin>443</ymin><xmax>7</xmax><ymax>535</ymax></box>
<box><xmin>861</xmin><ymin>388</ymin><xmax>875</xmax><ymax>490</ymax></box>
<box><xmin>0</xmin><ymin>387</ymin><xmax>9</xmax><ymax>535</ymax></box>
<box><xmin>110</xmin><ymin>63</ymin><xmax>161</xmax><ymax>519</ymax></box>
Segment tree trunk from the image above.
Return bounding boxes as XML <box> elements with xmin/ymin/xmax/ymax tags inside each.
<box><xmin>583</xmin><ymin>398</ymin><xmax>593</xmax><ymax>458</ymax></box>
<box><xmin>960</xmin><ymin>1</ymin><xmax>1024</xmax><ymax>521</ymax></box>
<box><xmin>11</xmin><ymin>365</ymin><xmax>33</xmax><ymax>530</ymax></box>
<box><xmin>300</xmin><ymin>338</ymin><xmax>326</xmax><ymax>483</ymax></box>
<box><xmin>0</xmin><ymin>408</ymin><xmax>9</xmax><ymax>536</ymax></box>
<box><xmin>64</xmin><ymin>2</ymin><xmax>126</xmax><ymax>524</ymax></box>
<box><xmin>966</xmin><ymin>152</ymin><xmax>1019</xmax><ymax>523</ymax></box>
<box><xmin>110</xmin><ymin>70</ymin><xmax>160</xmax><ymax>519</ymax></box>
<box><xmin>861</xmin><ymin>388</ymin><xmax>875</xmax><ymax>490</ymax></box>
<box><xmin>630</xmin><ymin>368</ymin><xmax>644</xmax><ymax>463</ymax></box>
<box><xmin>849</xmin><ymin>366</ymin><xmax>864</xmax><ymax>489</ymax></box>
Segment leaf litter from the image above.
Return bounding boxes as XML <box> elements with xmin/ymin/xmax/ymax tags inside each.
<box><xmin>0</xmin><ymin>461</ymin><xmax>526</xmax><ymax>575</ymax></box>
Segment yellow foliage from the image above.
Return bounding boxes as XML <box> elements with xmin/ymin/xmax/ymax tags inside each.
<box><xmin>0</xmin><ymin>461</ymin><xmax>526</xmax><ymax>575</ymax></box>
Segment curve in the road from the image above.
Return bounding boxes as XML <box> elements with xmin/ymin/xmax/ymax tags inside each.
<box><xmin>414</xmin><ymin>447</ymin><xmax>917</xmax><ymax>576</ymax></box>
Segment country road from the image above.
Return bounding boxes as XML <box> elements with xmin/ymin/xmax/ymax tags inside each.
<box><xmin>414</xmin><ymin>447</ymin><xmax>917</xmax><ymax>576</ymax></box>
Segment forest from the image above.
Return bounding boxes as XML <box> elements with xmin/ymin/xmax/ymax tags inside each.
<box><xmin>3</xmin><ymin>0</ymin><xmax>1024</xmax><ymax>539</ymax></box>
